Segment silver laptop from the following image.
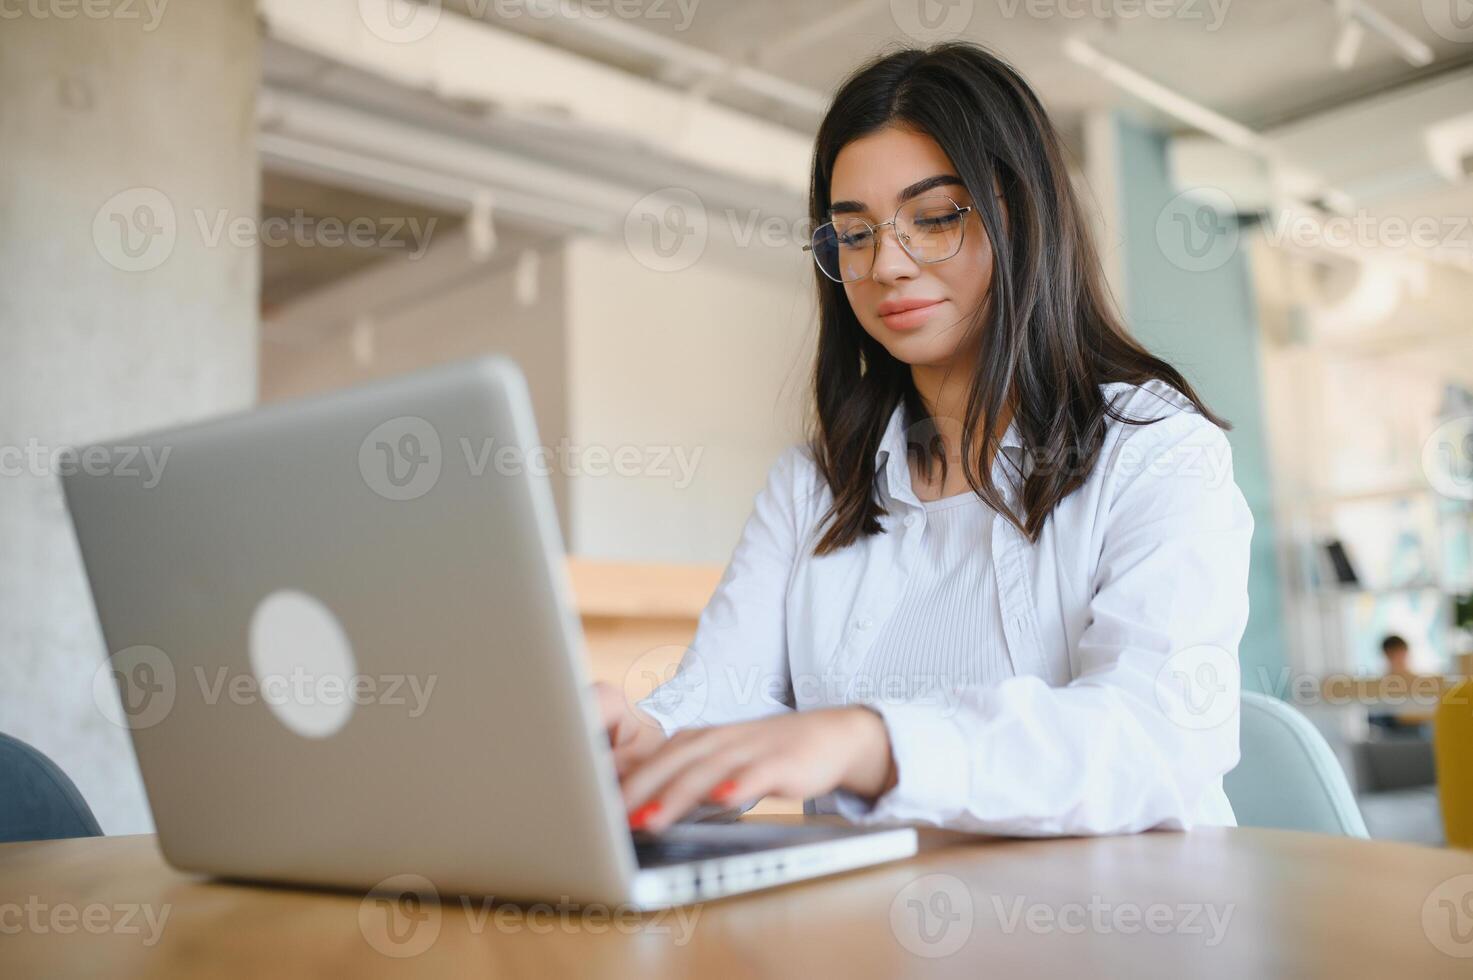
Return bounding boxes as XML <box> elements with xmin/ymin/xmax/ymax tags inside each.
<box><xmin>61</xmin><ymin>355</ymin><xmax>917</xmax><ymax>910</ymax></box>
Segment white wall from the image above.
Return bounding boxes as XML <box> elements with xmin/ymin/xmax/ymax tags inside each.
<box><xmin>261</xmin><ymin>231</ymin><xmax>574</xmax><ymax>534</ymax></box>
<box><xmin>563</xmin><ymin>224</ymin><xmax>816</xmax><ymax>563</ymax></box>
<box><xmin>261</xmin><ymin>218</ymin><xmax>819</xmax><ymax>565</ymax></box>
<box><xmin>0</xmin><ymin>0</ymin><xmax>260</xmax><ymax>834</ymax></box>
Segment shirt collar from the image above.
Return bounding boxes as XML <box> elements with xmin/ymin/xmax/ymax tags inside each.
<box><xmin>874</xmin><ymin>402</ymin><xmax>1027</xmax><ymax>507</ymax></box>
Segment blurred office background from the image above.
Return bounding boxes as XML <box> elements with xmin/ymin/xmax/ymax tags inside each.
<box><xmin>3</xmin><ymin>0</ymin><xmax>1471</xmax><ymax>843</ymax></box>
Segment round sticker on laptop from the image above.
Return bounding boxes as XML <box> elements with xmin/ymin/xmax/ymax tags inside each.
<box><xmin>249</xmin><ymin>589</ymin><xmax>358</xmax><ymax>738</ymax></box>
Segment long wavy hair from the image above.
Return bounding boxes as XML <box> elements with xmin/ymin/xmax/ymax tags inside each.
<box><xmin>806</xmin><ymin>41</ymin><xmax>1228</xmax><ymax>555</ymax></box>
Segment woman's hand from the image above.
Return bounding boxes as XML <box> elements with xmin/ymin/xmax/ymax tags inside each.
<box><xmin>592</xmin><ymin>680</ymin><xmax>669</xmax><ymax>777</ymax></box>
<box><xmin>618</xmin><ymin>707</ymin><xmax>898</xmax><ymax>833</ymax></box>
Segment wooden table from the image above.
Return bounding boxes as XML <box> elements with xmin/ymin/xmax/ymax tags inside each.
<box><xmin>3</xmin><ymin>821</ymin><xmax>1473</xmax><ymax>978</ymax></box>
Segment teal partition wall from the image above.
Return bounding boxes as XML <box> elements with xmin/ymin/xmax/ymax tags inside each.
<box><xmin>1109</xmin><ymin>112</ymin><xmax>1287</xmax><ymax>693</ymax></box>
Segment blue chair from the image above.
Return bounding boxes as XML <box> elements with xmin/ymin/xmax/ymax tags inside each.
<box><xmin>1224</xmin><ymin>691</ymin><xmax>1369</xmax><ymax>838</ymax></box>
<box><xmin>0</xmin><ymin>733</ymin><xmax>103</xmax><ymax>843</ymax></box>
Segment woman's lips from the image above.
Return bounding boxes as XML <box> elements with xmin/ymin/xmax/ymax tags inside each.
<box><xmin>880</xmin><ymin>298</ymin><xmax>945</xmax><ymax>330</ymax></box>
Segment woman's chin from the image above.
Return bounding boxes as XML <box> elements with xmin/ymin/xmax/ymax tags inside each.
<box><xmin>875</xmin><ymin>333</ymin><xmax>965</xmax><ymax>368</ymax></box>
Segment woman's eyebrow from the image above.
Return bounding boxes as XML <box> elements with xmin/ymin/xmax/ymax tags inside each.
<box><xmin>828</xmin><ymin>174</ymin><xmax>966</xmax><ymax>216</ymax></box>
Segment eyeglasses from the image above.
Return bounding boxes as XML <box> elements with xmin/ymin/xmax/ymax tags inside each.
<box><xmin>803</xmin><ymin>194</ymin><xmax>973</xmax><ymax>284</ymax></box>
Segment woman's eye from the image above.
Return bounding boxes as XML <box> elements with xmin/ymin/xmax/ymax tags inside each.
<box><xmin>914</xmin><ymin>212</ymin><xmax>961</xmax><ymax>229</ymax></box>
<box><xmin>838</xmin><ymin>230</ymin><xmax>874</xmax><ymax>248</ymax></box>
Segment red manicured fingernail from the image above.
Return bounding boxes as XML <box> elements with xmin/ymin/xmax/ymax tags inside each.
<box><xmin>628</xmin><ymin>801</ymin><xmax>661</xmax><ymax>829</ymax></box>
<box><xmin>709</xmin><ymin>779</ymin><xmax>739</xmax><ymax>803</ymax></box>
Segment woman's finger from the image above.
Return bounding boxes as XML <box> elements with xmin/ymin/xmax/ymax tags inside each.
<box><xmin>704</xmin><ymin>760</ymin><xmax>783</xmax><ymax>813</ymax></box>
<box><xmin>636</xmin><ymin>746</ymin><xmax>756</xmax><ymax>833</ymax></box>
<box><xmin>619</xmin><ymin>728</ymin><xmax>726</xmax><ymax>814</ymax></box>
<box><xmin>611</xmin><ymin>740</ymin><xmax>649</xmax><ymax>779</ymax></box>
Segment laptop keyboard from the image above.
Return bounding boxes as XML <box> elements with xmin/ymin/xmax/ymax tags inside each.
<box><xmin>632</xmin><ymin>834</ymin><xmax>773</xmax><ymax>868</ymax></box>
<box><xmin>631</xmin><ymin>823</ymin><xmax>851</xmax><ymax>869</ymax></box>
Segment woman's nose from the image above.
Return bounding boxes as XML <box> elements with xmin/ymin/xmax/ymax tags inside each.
<box><xmin>869</xmin><ymin>224</ymin><xmax>919</xmax><ymax>283</ymax></box>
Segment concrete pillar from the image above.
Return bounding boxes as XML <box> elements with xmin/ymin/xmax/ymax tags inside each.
<box><xmin>0</xmin><ymin>0</ymin><xmax>259</xmax><ymax>833</ymax></box>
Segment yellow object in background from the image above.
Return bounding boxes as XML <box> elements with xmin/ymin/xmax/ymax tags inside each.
<box><xmin>1434</xmin><ymin>678</ymin><xmax>1473</xmax><ymax>850</ymax></box>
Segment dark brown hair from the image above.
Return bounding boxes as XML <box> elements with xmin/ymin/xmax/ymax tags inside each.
<box><xmin>806</xmin><ymin>41</ymin><xmax>1228</xmax><ymax>555</ymax></box>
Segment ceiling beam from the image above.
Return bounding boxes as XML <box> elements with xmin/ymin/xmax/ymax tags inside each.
<box><xmin>258</xmin><ymin>0</ymin><xmax>814</xmax><ymax>197</ymax></box>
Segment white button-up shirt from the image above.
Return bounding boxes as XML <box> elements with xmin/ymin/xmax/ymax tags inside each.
<box><xmin>638</xmin><ymin>379</ymin><xmax>1253</xmax><ymax>836</ymax></box>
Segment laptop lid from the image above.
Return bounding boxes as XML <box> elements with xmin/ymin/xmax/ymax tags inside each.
<box><xmin>62</xmin><ymin>357</ymin><xmax>641</xmax><ymax>903</ymax></box>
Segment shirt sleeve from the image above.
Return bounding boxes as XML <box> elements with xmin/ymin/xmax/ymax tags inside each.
<box><xmin>832</xmin><ymin>411</ymin><xmax>1253</xmax><ymax>836</ymax></box>
<box><xmin>635</xmin><ymin>445</ymin><xmax>806</xmax><ymax>738</ymax></box>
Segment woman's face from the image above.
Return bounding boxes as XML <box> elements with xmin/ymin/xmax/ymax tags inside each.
<box><xmin>828</xmin><ymin>124</ymin><xmax>998</xmax><ymax>369</ymax></box>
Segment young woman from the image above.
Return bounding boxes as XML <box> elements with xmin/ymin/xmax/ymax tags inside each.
<box><xmin>596</xmin><ymin>41</ymin><xmax>1253</xmax><ymax>837</ymax></box>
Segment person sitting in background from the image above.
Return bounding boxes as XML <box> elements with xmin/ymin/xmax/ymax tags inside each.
<box><xmin>1381</xmin><ymin>634</ymin><xmax>1414</xmax><ymax>679</ymax></box>
<box><xmin>1369</xmin><ymin>634</ymin><xmax>1431</xmax><ymax>738</ymax></box>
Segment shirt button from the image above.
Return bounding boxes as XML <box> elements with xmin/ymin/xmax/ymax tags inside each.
<box><xmin>857</xmin><ymin>617</ymin><xmax>873</xmax><ymax>631</ymax></box>
<box><xmin>903</xmin><ymin>514</ymin><xmax>917</xmax><ymax>528</ymax></box>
